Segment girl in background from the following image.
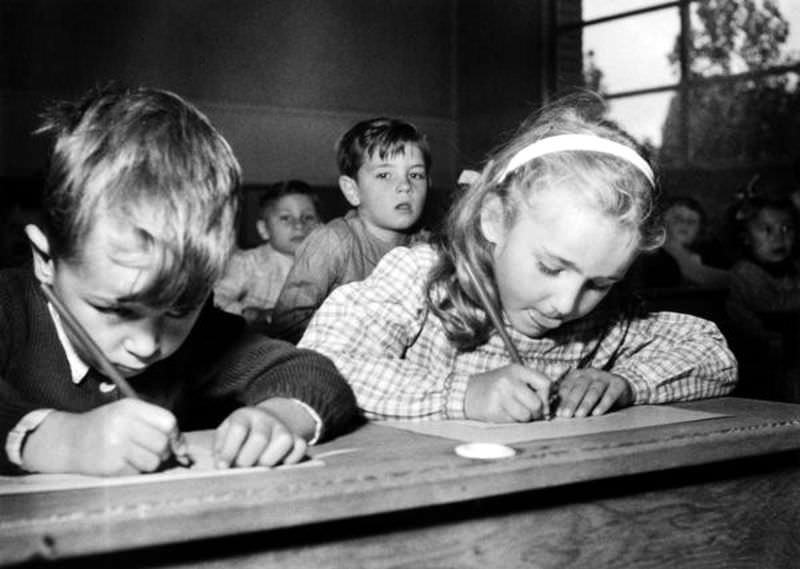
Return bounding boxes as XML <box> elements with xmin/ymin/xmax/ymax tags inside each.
<box><xmin>726</xmin><ymin>196</ymin><xmax>800</xmax><ymax>402</ymax></box>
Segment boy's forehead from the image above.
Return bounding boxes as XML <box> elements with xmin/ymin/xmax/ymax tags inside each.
<box><xmin>76</xmin><ymin>215</ymin><xmax>158</xmax><ymax>271</ymax></box>
<box><xmin>362</xmin><ymin>143</ymin><xmax>424</xmax><ymax>166</ymax></box>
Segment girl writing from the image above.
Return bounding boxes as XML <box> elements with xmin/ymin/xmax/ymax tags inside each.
<box><xmin>300</xmin><ymin>98</ymin><xmax>737</xmax><ymax>422</ymax></box>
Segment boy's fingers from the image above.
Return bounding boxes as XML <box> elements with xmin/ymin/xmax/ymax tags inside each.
<box><xmin>215</xmin><ymin>421</ymin><xmax>248</xmax><ymax>468</ymax></box>
<box><xmin>129</xmin><ymin>420</ymin><xmax>172</xmax><ymax>459</ymax></box>
<box><xmin>123</xmin><ymin>399</ymin><xmax>177</xmax><ymax>432</ymax></box>
<box><xmin>125</xmin><ymin>443</ymin><xmax>163</xmax><ymax>474</ymax></box>
<box><xmin>282</xmin><ymin>438</ymin><xmax>308</xmax><ymax>465</ymax></box>
<box><xmin>255</xmin><ymin>429</ymin><xmax>296</xmax><ymax>467</ymax></box>
<box><xmin>233</xmin><ymin>430</ymin><xmax>270</xmax><ymax>467</ymax></box>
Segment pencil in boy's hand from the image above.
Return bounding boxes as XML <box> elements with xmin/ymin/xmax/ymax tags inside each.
<box><xmin>462</xmin><ymin>262</ymin><xmax>558</xmax><ymax>420</ymax></box>
<box><xmin>39</xmin><ymin>282</ymin><xmax>194</xmax><ymax>468</ymax></box>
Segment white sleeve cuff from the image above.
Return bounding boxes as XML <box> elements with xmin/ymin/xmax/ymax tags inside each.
<box><xmin>289</xmin><ymin>399</ymin><xmax>323</xmax><ymax>445</ymax></box>
<box><xmin>5</xmin><ymin>409</ymin><xmax>55</xmax><ymax>468</ymax></box>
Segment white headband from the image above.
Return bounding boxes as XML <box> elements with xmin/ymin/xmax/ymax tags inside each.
<box><xmin>500</xmin><ymin>134</ymin><xmax>655</xmax><ymax>187</ymax></box>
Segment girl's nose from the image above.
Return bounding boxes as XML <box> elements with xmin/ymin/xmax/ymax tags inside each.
<box><xmin>550</xmin><ymin>278</ymin><xmax>582</xmax><ymax>317</ymax></box>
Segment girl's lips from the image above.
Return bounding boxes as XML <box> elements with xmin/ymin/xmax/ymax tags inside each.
<box><xmin>527</xmin><ymin>309</ymin><xmax>561</xmax><ymax>331</ymax></box>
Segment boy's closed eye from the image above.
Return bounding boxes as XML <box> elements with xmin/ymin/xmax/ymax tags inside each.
<box><xmin>93</xmin><ymin>302</ymin><xmax>197</xmax><ymax>320</ymax></box>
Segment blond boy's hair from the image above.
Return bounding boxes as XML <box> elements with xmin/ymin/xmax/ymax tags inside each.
<box><xmin>37</xmin><ymin>85</ymin><xmax>241</xmax><ymax>310</ymax></box>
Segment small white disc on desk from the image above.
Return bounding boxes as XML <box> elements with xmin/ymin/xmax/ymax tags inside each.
<box><xmin>454</xmin><ymin>442</ymin><xmax>516</xmax><ymax>460</ymax></box>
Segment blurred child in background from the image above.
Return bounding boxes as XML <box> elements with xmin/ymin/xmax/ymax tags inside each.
<box><xmin>726</xmin><ymin>196</ymin><xmax>800</xmax><ymax>402</ymax></box>
<box><xmin>214</xmin><ymin>180</ymin><xmax>320</xmax><ymax>327</ymax></box>
<box><xmin>269</xmin><ymin>117</ymin><xmax>430</xmax><ymax>344</ymax></box>
<box><xmin>636</xmin><ymin>196</ymin><xmax>729</xmax><ymax>289</ymax></box>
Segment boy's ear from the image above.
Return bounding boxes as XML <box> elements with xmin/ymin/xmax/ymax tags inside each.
<box><xmin>479</xmin><ymin>194</ymin><xmax>505</xmax><ymax>245</ymax></box>
<box><xmin>24</xmin><ymin>224</ymin><xmax>56</xmax><ymax>284</ymax></box>
<box><xmin>338</xmin><ymin>176</ymin><xmax>361</xmax><ymax>207</ymax></box>
<box><xmin>255</xmin><ymin>219</ymin><xmax>271</xmax><ymax>242</ymax></box>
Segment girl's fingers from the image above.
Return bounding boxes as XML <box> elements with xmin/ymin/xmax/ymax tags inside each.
<box><xmin>591</xmin><ymin>384</ymin><xmax>622</xmax><ymax>416</ymax></box>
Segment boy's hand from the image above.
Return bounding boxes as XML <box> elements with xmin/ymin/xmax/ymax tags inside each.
<box><xmin>555</xmin><ymin>369</ymin><xmax>633</xmax><ymax>418</ymax></box>
<box><xmin>213</xmin><ymin>404</ymin><xmax>308</xmax><ymax>469</ymax></box>
<box><xmin>24</xmin><ymin>399</ymin><xmax>177</xmax><ymax>476</ymax></box>
<box><xmin>465</xmin><ymin>364</ymin><xmax>554</xmax><ymax>422</ymax></box>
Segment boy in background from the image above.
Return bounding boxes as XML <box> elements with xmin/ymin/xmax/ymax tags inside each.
<box><xmin>214</xmin><ymin>180</ymin><xmax>321</xmax><ymax>327</ymax></box>
<box><xmin>0</xmin><ymin>85</ymin><xmax>357</xmax><ymax>476</ymax></box>
<box><xmin>269</xmin><ymin>117</ymin><xmax>430</xmax><ymax>344</ymax></box>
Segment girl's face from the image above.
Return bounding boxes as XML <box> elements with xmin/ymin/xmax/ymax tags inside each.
<box><xmin>664</xmin><ymin>204</ymin><xmax>701</xmax><ymax>247</ymax></box>
<box><xmin>259</xmin><ymin>194</ymin><xmax>320</xmax><ymax>256</ymax></box>
<box><xmin>482</xmin><ymin>188</ymin><xmax>639</xmax><ymax>338</ymax></box>
<box><xmin>745</xmin><ymin>207</ymin><xmax>795</xmax><ymax>264</ymax></box>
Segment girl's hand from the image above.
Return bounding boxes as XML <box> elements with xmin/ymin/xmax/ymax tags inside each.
<box><xmin>555</xmin><ymin>369</ymin><xmax>633</xmax><ymax>418</ymax></box>
<box><xmin>213</xmin><ymin>405</ymin><xmax>308</xmax><ymax>468</ymax></box>
<box><xmin>465</xmin><ymin>364</ymin><xmax>555</xmax><ymax>422</ymax></box>
<box><xmin>24</xmin><ymin>399</ymin><xmax>177</xmax><ymax>476</ymax></box>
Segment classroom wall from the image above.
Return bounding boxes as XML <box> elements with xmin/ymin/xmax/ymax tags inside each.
<box><xmin>0</xmin><ymin>0</ymin><xmax>463</xmax><ymax>187</ymax></box>
<box><xmin>455</xmin><ymin>1</ymin><xmax>549</xmax><ymax>169</ymax></box>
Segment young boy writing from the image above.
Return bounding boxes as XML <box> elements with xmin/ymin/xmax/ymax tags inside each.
<box><xmin>0</xmin><ymin>85</ymin><xmax>357</xmax><ymax>476</ymax></box>
<box><xmin>214</xmin><ymin>179</ymin><xmax>321</xmax><ymax>327</ymax></box>
<box><xmin>269</xmin><ymin>117</ymin><xmax>431</xmax><ymax>344</ymax></box>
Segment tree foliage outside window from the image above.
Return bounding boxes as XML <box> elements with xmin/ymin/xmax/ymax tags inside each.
<box><xmin>576</xmin><ymin>0</ymin><xmax>800</xmax><ymax>170</ymax></box>
<box><xmin>660</xmin><ymin>0</ymin><xmax>800</xmax><ymax>167</ymax></box>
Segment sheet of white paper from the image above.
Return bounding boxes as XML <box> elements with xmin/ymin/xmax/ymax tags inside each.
<box><xmin>0</xmin><ymin>432</ymin><xmax>323</xmax><ymax>495</ymax></box>
<box><xmin>382</xmin><ymin>405</ymin><xmax>725</xmax><ymax>444</ymax></box>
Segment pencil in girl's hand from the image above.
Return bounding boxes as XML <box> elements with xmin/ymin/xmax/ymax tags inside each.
<box><xmin>462</xmin><ymin>262</ymin><xmax>559</xmax><ymax>420</ymax></box>
<box><xmin>39</xmin><ymin>282</ymin><xmax>194</xmax><ymax>467</ymax></box>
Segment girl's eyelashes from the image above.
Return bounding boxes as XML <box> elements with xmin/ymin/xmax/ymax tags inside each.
<box><xmin>587</xmin><ymin>280</ymin><xmax>615</xmax><ymax>292</ymax></box>
<box><xmin>536</xmin><ymin>261</ymin><xmax>562</xmax><ymax>276</ymax></box>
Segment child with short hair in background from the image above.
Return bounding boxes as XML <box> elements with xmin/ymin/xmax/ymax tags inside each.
<box><xmin>726</xmin><ymin>196</ymin><xmax>800</xmax><ymax>402</ymax></box>
<box><xmin>269</xmin><ymin>117</ymin><xmax>430</xmax><ymax>344</ymax></box>
<box><xmin>300</xmin><ymin>96</ymin><xmax>736</xmax><ymax>422</ymax></box>
<box><xmin>0</xmin><ymin>86</ymin><xmax>357</xmax><ymax>476</ymax></box>
<box><xmin>214</xmin><ymin>180</ymin><xmax>321</xmax><ymax>327</ymax></box>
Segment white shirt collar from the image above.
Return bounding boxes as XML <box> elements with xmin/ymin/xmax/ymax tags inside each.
<box><xmin>46</xmin><ymin>301</ymin><xmax>90</xmax><ymax>384</ymax></box>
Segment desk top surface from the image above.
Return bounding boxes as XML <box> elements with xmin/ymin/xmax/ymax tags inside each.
<box><xmin>3</xmin><ymin>397</ymin><xmax>800</xmax><ymax>564</ymax></box>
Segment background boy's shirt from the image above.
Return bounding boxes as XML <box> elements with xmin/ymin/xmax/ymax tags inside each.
<box><xmin>0</xmin><ymin>267</ymin><xmax>358</xmax><ymax>474</ymax></box>
<box><xmin>214</xmin><ymin>243</ymin><xmax>294</xmax><ymax>316</ymax></box>
<box><xmin>299</xmin><ymin>244</ymin><xmax>738</xmax><ymax>421</ymax></box>
<box><xmin>269</xmin><ymin>210</ymin><xmax>426</xmax><ymax>344</ymax></box>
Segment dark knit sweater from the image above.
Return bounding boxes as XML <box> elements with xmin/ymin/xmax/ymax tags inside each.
<box><xmin>0</xmin><ymin>267</ymin><xmax>358</xmax><ymax>474</ymax></box>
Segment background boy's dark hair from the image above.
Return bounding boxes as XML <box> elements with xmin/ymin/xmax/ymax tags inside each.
<box><xmin>335</xmin><ymin>117</ymin><xmax>431</xmax><ymax>178</ymax></box>
<box><xmin>258</xmin><ymin>179</ymin><xmax>320</xmax><ymax>217</ymax></box>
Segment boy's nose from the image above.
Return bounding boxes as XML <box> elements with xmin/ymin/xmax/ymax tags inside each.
<box><xmin>123</xmin><ymin>320</ymin><xmax>162</xmax><ymax>362</ymax></box>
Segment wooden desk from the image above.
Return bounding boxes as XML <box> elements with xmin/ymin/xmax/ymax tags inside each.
<box><xmin>3</xmin><ymin>397</ymin><xmax>800</xmax><ymax>568</ymax></box>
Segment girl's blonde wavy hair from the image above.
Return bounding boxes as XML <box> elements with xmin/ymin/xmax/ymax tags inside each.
<box><xmin>425</xmin><ymin>94</ymin><xmax>663</xmax><ymax>351</ymax></box>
